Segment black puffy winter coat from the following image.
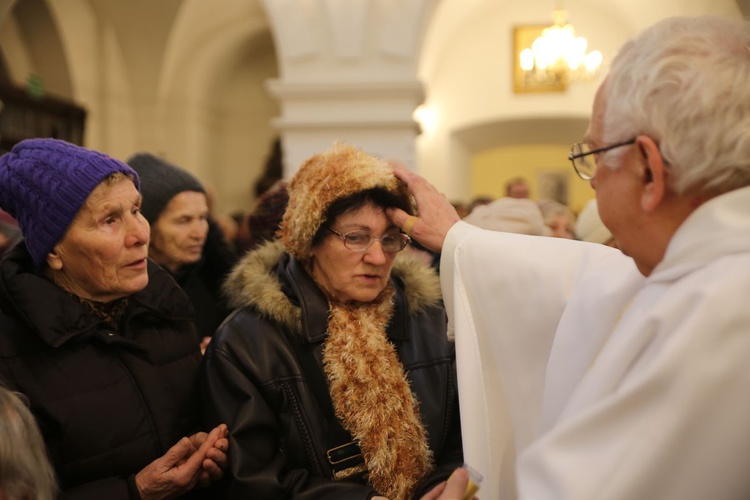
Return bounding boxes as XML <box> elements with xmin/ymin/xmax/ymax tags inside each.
<box><xmin>202</xmin><ymin>242</ymin><xmax>463</xmax><ymax>499</ymax></box>
<box><xmin>0</xmin><ymin>243</ymin><xmax>203</xmax><ymax>499</ymax></box>
<box><xmin>169</xmin><ymin>218</ymin><xmax>237</xmax><ymax>340</ymax></box>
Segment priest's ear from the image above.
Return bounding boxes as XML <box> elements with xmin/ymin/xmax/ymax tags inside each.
<box><xmin>638</xmin><ymin>135</ymin><xmax>667</xmax><ymax>213</ymax></box>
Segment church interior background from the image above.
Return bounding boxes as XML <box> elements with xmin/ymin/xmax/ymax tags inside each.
<box><xmin>0</xmin><ymin>0</ymin><xmax>747</xmax><ymax>217</ymax></box>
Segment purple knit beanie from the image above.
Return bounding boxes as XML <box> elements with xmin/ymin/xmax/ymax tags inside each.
<box><xmin>0</xmin><ymin>138</ymin><xmax>140</xmax><ymax>268</ymax></box>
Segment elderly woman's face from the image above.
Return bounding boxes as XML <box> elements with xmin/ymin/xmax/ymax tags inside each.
<box><xmin>148</xmin><ymin>191</ymin><xmax>209</xmax><ymax>274</ymax></box>
<box><xmin>311</xmin><ymin>202</ymin><xmax>399</xmax><ymax>304</ymax></box>
<box><xmin>47</xmin><ymin>178</ymin><xmax>150</xmax><ymax>302</ymax></box>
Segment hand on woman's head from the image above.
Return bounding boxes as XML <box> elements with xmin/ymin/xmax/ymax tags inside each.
<box><xmin>388</xmin><ymin>165</ymin><xmax>460</xmax><ymax>253</ymax></box>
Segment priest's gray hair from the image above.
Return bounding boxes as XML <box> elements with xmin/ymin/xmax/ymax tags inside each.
<box><xmin>604</xmin><ymin>16</ymin><xmax>750</xmax><ymax>195</ymax></box>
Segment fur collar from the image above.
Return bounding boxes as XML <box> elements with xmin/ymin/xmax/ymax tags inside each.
<box><xmin>222</xmin><ymin>240</ymin><xmax>441</xmax><ymax>336</ymax></box>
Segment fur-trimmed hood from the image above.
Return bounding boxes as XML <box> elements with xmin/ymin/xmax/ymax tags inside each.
<box><xmin>223</xmin><ymin>240</ymin><xmax>441</xmax><ymax>334</ymax></box>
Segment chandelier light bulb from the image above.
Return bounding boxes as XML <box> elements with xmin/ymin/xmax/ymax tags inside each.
<box><xmin>520</xmin><ymin>9</ymin><xmax>602</xmax><ymax>88</ymax></box>
<box><xmin>520</xmin><ymin>49</ymin><xmax>535</xmax><ymax>71</ymax></box>
<box><xmin>584</xmin><ymin>50</ymin><xmax>603</xmax><ymax>73</ymax></box>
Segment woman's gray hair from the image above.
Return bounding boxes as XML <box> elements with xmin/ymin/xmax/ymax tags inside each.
<box><xmin>604</xmin><ymin>16</ymin><xmax>750</xmax><ymax>195</ymax></box>
<box><xmin>0</xmin><ymin>386</ymin><xmax>57</xmax><ymax>500</ymax></box>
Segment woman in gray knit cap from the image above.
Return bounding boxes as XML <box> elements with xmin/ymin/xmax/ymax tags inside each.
<box><xmin>127</xmin><ymin>153</ymin><xmax>237</xmax><ymax>351</ymax></box>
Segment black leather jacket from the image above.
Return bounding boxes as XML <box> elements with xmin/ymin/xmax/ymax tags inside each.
<box><xmin>202</xmin><ymin>242</ymin><xmax>463</xmax><ymax>499</ymax></box>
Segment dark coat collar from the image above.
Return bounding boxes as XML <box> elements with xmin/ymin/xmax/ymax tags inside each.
<box><xmin>0</xmin><ymin>243</ymin><xmax>194</xmax><ymax>348</ymax></box>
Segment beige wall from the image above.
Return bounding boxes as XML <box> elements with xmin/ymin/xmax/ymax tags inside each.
<box><xmin>471</xmin><ymin>145</ymin><xmax>595</xmax><ymax>213</ymax></box>
<box><xmin>417</xmin><ymin>0</ymin><xmax>743</xmax><ymax>201</ymax></box>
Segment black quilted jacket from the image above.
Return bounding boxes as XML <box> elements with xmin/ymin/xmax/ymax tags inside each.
<box><xmin>0</xmin><ymin>243</ymin><xmax>204</xmax><ymax>499</ymax></box>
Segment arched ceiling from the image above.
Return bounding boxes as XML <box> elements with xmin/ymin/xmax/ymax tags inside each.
<box><xmin>13</xmin><ymin>0</ymin><xmax>71</xmax><ymax>96</ymax></box>
<box><xmin>454</xmin><ymin>117</ymin><xmax>589</xmax><ymax>153</ymax></box>
<box><xmin>84</xmin><ymin>0</ymin><xmax>182</xmax><ymax>97</ymax></box>
<box><xmin>157</xmin><ymin>0</ymin><xmax>270</xmax><ymax>101</ymax></box>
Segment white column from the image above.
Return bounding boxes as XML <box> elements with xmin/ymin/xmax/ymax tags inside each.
<box><xmin>260</xmin><ymin>0</ymin><xmax>436</xmax><ymax>176</ymax></box>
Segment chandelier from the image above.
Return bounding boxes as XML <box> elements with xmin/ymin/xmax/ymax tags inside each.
<box><xmin>519</xmin><ymin>9</ymin><xmax>602</xmax><ymax>87</ymax></box>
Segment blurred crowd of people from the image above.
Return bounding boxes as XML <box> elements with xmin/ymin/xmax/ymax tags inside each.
<box><xmin>450</xmin><ymin>176</ymin><xmax>612</xmax><ymax>246</ymax></box>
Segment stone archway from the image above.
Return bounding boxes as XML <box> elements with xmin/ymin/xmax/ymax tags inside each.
<box><xmin>1</xmin><ymin>0</ymin><xmax>72</xmax><ymax>97</ymax></box>
<box><xmin>447</xmin><ymin>116</ymin><xmax>590</xmax><ymax>203</ymax></box>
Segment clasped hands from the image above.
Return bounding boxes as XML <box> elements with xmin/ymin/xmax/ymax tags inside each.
<box><xmin>135</xmin><ymin>423</ymin><xmax>229</xmax><ymax>500</ymax></box>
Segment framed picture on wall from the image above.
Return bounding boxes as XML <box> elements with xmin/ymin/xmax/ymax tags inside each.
<box><xmin>512</xmin><ymin>25</ymin><xmax>567</xmax><ymax>94</ymax></box>
<box><xmin>537</xmin><ymin>171</ymin><xmax>569</xmax><ymax>205</ymax></box>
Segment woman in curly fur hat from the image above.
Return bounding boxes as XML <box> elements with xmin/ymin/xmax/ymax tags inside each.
<box><xmin>202</xmin><ymin>143</ymin><xmax>463</xmax><ymax>499</ymax></box>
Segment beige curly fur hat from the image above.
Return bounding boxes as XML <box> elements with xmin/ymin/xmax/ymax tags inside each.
<box><xmin>279</xmin><ymin>143</ymin><xmax>413</xmax><ymax>261</ymax></box>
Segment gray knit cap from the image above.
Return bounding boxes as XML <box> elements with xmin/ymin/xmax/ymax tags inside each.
<box><xmin>126</xmin><ymin>153</ymin><xmax>205</xmax><ymax>224</ymax></box>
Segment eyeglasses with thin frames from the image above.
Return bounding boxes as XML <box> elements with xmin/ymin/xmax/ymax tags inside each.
<box><xmin>328</xmin><ymin>228</ymin><xmax>411</xmax><ymax>253</ymax></box>
<box><xmin>568</xmin><ymin>138</ymin><xmax>636</xmax><ymax>180</ymax></box>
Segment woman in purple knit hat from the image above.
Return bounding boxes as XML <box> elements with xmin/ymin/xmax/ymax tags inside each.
<box><xmin>0</xmin><ymin>138</ymin><xmax>228</xmax><ymax>499</ymax></box>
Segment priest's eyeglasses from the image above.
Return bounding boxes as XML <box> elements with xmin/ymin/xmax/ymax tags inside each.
<box><xmin>328</xmin><ymin>228</ymin><xmax>411</xmax><ymax>253</ymax></box>
<box><xmin>568</xmin><ymin>138</ymin><xmax>636</xmax><ymax>180</ymax></box>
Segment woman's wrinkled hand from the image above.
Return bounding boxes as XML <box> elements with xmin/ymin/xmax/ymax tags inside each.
<box><xmin>135</xmin><ymin>424</ymin><xmax>229</xmax><ymax>500</ymax></box>
<box><xmin>200</xmin><ymin>336</ymin><xmax>212</xmax><ymax>356</ymax></box>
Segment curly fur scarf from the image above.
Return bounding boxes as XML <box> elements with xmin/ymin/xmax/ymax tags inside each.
<box><xmin>322</xmin><ymin>284</ymin><xmax>434</xmax><ymax>500</ymax></box>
